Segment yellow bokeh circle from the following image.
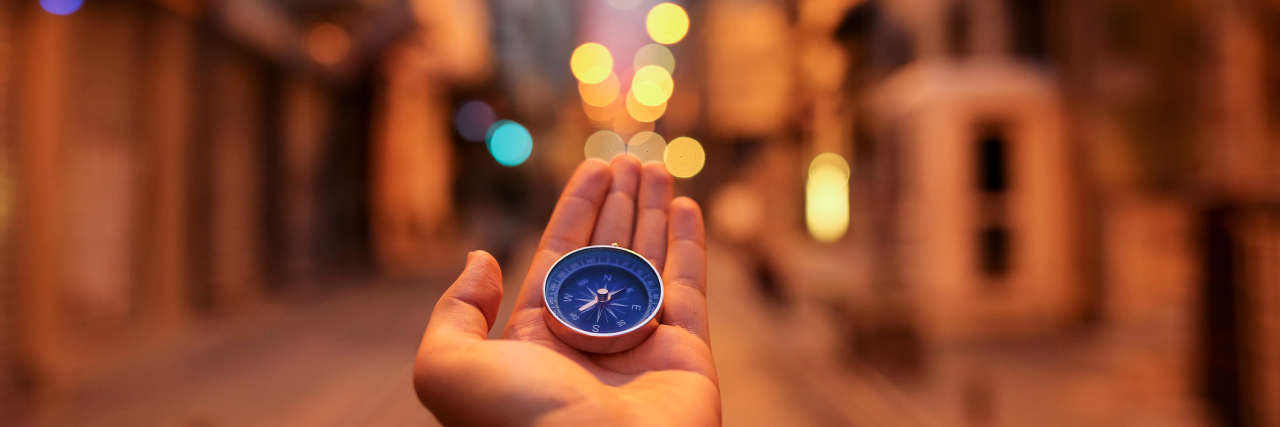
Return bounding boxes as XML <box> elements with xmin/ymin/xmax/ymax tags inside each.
<box><xmin>625</xmin><ymin>90</ymin><xmax>667</xmax><ymax>122</ymax></box>
<box><xmin>808</xmin><ymin>164</ymin><xmax>849</xmax><ymax>191</ymax></box>
<box><xmin>634</xmin><ymin>44</ymin><xmax>676</xmax><ymax>74</ymax></box>
<box><xmin>809</xmin><ymin>152</ymin><xmax>850</xmax><ymax>181</ymax></box>
<box><xmin>583</xmin><ymin>94</ymin><xmax>623</xmax><ymax>124</ymax></box>
<box><xmin>664</xmin><ymin>137</ymin><xmax>705</xmax><ymax>178</ymax></box>
<box><xmin>631</xmin><ymin>81</ymin><xmax>668</xmax><ymax>107</ymax></box>
<box><xmin>584</xmin><ymin>130</ymin><xmax>627</xmax><ymax>161</ymax></box>
<box><xmin>613</xmin><ymin>107</ymin><xmax>654</xmax><ymax>136</ymax></box>
<box><xmin>571</xmin><ymin>43</ymin><xmax>614</xmax><ymax>84</ymax></box>
<box><xmin>627</xmin><ymin>131</ymin><xmax>667</xmax><ymax>164</ymax></box>
<box><xmin>806</xmin><ymin>153</ymin><xmax>850</xmax><ymax>243</ymax></box>
<box><xmin>646</xmin><ymin>3</ymin><xmax>690</xmax><ymax>45</ymax></box>
<box><xmin>631</xmin><ymin>65</ymin><xmax>673</xmax><ymax>106</ymax></box>
<box><xmin>579</xmin><ymin>72</ymin><xmax>620</xmax><ymax>107</ymax></box>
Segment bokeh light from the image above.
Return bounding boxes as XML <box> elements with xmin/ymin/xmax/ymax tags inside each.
<box><xmin>579</xmin><ymin>72</ymin><xmax>620</xmax><ymax>107</ymax></box>
<box><xmin>584</xmin><ymin>131</ymin><xmax>627</xmax><ymax>162</ymax></box>
<box><xmin>633</xmin><ymin>44</ymin><xmax>676</xmax><ymax>75</ymax></box>
<box><xmin>809</xmin><ymin>152</ymin><xmax>851</xmax><ymax>180</ymax></box>
<box><xmin>627</xmin><ymin>132</ymin><xmax>667</xmax><ymax>164</ymax></box>
<box><xmin>40</xmin><ymin>0</ymin><xmax>83</xmax><ymax>15</ymax></box>
<box><xmin>584</xmin><ymin>99</ymin><xmax>623</xmax><ymax>124</ymax></box>
<box><xmin>806</xmin><ymin>153</ymin><xmax>850</xmax><ymax>243</ymax></box>
<box><xmin>612</xmin><ymin>107</ymin><xmax>654</xmax><ymax>136</ymax></box>
<box><xmin>646</xmin><ymin>3</ymin><xmax>690</xmax><ymax>45</ymax></box>
<box><xmin>664</xmin><ymin>137</ymin><xmax>705</xmax><ymax>178</ymax></box>
<box><xmin>570</xmin><ymin>43</ymin><xmax>614</xmax><ymax>84</ymax></box>
<box><xmin>307</xmin><ymin>23</ymin><xmax>350</xmax><ymax>65</ymax></box>
<box><xmin>631</xmin><ymin>82</ymin><xmax>667</xmax><ymax>107</ymax></box>
<box><xmin>625</xmin><ymin>90</ymin><xmax>667</xmax><ymax>122</ymax></box>
<box><xmin>632</xmin><ymin>65</ymin><xmax>674</xmax><ymax>106</ymax></box>
<box><xmin>485</xmin><ymin>120</ymin><xmax>533</xmax><ymax>167</ymax></box>
<box><xmin>454</xmin><ymin>101</ymin><xmax>496</xmax><ymax>142</ymax></box>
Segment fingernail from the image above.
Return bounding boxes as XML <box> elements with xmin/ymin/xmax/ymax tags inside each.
<box><xmin>465</xmin><ymin>251</ymin><xmax>476</xmax><ymax>266</ymax></box>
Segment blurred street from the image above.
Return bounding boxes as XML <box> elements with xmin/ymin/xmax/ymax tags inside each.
<box><xmin>25</xmin><ymin>230</ymin><xmax>1211</xmax><ymax>427</ymax></box>
<box><xmin>30</xmin><ymin>235</ymin><xmax>932</xmax><ymax>427</ymax></box>
<box><xmin>3</xmin><ymin>0</ymin><xmax>1280</xmax><ymax>425</ymax></box>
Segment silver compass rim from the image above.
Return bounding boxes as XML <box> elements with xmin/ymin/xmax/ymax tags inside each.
<box><xmin>541</xmin><ymin>244</ymin><xmax>665</xmax><ymax>338</ymax></box>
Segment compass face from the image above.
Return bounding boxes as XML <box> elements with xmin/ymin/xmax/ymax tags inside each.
<box><xmin>543</xmin><ymin>246</ymin><xmax>663</xmax><ymax>336</ymax></box>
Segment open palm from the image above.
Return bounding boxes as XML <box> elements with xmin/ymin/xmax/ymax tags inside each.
<box><xmin>413</xmin><ymin>156</ymin><xmax>720</xmax><ymax>426</ymax></box>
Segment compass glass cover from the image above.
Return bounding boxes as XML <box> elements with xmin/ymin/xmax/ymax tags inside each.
<box><xmin>544</xmin><ymin>246</ymin><xmax>662</xmax><ymax>335</ymax></box>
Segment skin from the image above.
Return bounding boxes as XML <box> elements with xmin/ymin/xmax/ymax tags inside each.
<box><xmin>413</xmin><ymin>156</ymin><xmax>720</xmax><ymax>426</ymax></box>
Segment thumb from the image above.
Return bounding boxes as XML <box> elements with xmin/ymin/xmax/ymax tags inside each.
<box><xmin>425</xmin><ymin>250</ymin><xmax>504</xmax><ymax>341</ymax></box>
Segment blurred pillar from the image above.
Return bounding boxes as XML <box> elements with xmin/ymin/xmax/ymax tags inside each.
<box><xmin>0</xmin><ymin>0</ymin><xmax>15</xmax><ymax>417</ymax></box>
<box><xmin>371</xmin><ymin>42</ymin><xmax>454</xmax><ymax>274</ymax></box>
<box><xmin>13</xmin><ymin>4</ymin><xmax>72</xmax><ymax>391</ymax></box>
<box><xmin>704</xmin><ymin>0</ymin><xmax>792</xmax><ymax>139</ymax></box>
<box><xmin>1101</xmin><ymin>199</ymin><xmax>1202</xmax><ymax>416</ymax></box>
<box><xmin>279</xmin><ymin>74</ymin><xmax>329</xmax><ymax>282</ymax></box>
<box><xmin>1197</xmin><ymin>1</ymin><xmax>1274</xmax><ymax>425</ymax></box>
<box><xmin>1200</xmin><ymin>0</ymin><xmax>1269</xmax><ymax>200</ymax></box>
<box><xmin>140</xmin><ymin>9</ymin><xmax>196</xmax><ymax>329</ymax></box>
<box><xmin>372</xmin><ymin>0</ymin><xmax>491</xmax><ymax>274</ymax></box>
<box><xmin>1058</xmin><ymin>0</ymin><xmax>1107</xmax><ymax>326</ymax></box>
<box><xmin>208</xmin><ymin>48</ymin><xmax>264</xmax><ymax>307</ymax></box>
<box><xmin>1238</xmin><ymin>211</ymin><xmax>1280</xmax><ymax>427</ymax></box>
<box><xmin>59</xmin><ymin>1</ymin><xmax>145</xmax><ymax>334</ymax></box>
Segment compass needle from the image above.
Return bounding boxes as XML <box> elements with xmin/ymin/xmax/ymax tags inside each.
<box><xmin>607</xmin><ymin>286</ymin><xmax>627</xmax><ymax>300</ymax></box>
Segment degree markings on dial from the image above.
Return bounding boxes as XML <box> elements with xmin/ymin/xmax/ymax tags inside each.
<box><xmin>548</xmin><ymin>248</ymin><xmax>663</xmax><ymax>332</ymax></box>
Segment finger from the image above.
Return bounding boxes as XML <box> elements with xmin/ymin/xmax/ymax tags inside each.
<box><xmin>632</xmin><ymin>162</ymin><xmax>673</xmax><ymax>270</ymax></box>
<box><xmin>590</xmin><ymin>155</ymin><xmax>642</xmax><ymax>247</ymax></box>
<box><xmin>659</xmin><ymin>197</ymin><xmax>710</xmax><ymax>345</ymax></box>
<box><xmin>422</xmin><ymin>251</ymin><xmax>504</xmax><ymax>342</ymax></box>
<box><xmin>506</xmin><ymin>160</ymin><xmax>612</xmax><ymax>323</ymax></box>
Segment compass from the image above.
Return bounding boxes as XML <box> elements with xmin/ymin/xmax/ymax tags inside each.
<box><xmin>542</xmin><ymin>244</ymin><xmax>664</xmax><ymax>353</ymax></box>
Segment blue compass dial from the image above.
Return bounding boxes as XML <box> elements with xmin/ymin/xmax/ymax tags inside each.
<box><xmin>544</xmin><ymin>246</ymin><xmax>663</xmax><ymax>336</ymax></box>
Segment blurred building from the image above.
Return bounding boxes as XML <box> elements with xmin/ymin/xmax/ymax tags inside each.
<box><xmin>0</xmin><ymin>0</ymin><xmax>440</xmax><ymax>420</ymax></box>
<box><xmin>814</xmin><ymin>0</ymin><xmax>1280</xmax><ymax>425</ymax></box>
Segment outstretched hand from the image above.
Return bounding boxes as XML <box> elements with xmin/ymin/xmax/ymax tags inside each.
<box><xmin>413</xmin><ymin>156</ymin><xmax>719</xmax><ymax>426</ymax></box>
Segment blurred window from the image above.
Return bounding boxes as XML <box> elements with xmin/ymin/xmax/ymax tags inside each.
<box><xmin>1103</xmin><ymin>3</ymin><xmax>1139</xmax><ymax>57</ymax></box>
<box><xmin>977</xmin><ymin>128</ymin><xmax>1009</xmax><ymax>193</ymax></box>
<box><xmin>834</xmin><ymin>1</ymin><xmax>916</xmax><ymax>88</ymax></box>
<box><xmin>1264</xmin><ymin>9</ymin><xmax>1280</xmax><ymax>129</ymax></box>
<box><xmin>975</xmin><ymin>123</ymin><xmax>1011</xmax><ymax>281</ymax></box>
<box><xmin>946</xmin><ymin>1</ymin><xmax>971</xmax><ymax>59</ymax></box>
<box><xmin>1006</xmin><ymin>0</ymin><xmax>1049</xmax><ymax>62</ymax></box>
<box><xmin>979</xmin><ymin>226</ymin><xmax>1011</xmax><ymax>278</ymax></box>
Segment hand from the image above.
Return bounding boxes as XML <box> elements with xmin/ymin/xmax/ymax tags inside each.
<box><xmin>413</xmin><ymin>156</ymin><xmax>719</xmax><ymax>426</ymax></box>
